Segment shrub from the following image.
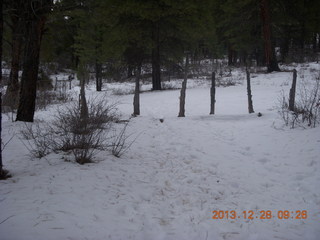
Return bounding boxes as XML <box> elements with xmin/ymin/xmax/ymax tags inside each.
<box><xmin>36</xmin><ymin>90</ymin><xmax>72</xmax><ymax>110</ymax></box>
<box><xmin>20</xmin><ymin>122</ymin><xmax>54</xmax><ymax>159</ymax></box>
<box><xmin>110</xmin><ymin>122</ymin><xmax>136</xmax><ymax>158</ymax></box>
<box><xmin>20</xmin><ymin>98</ymin><xmax>124</xmax><ymax>164</ymax></box>
<box><xmin>278</xmin><ymin>74</ymin><xmax>320</xmax><ymax>128</ymax></box>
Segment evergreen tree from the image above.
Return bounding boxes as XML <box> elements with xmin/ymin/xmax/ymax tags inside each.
<box><xmin>16</xmin><ymin>0</ymin><xmax>53</xmax><ymax>122</ymax></box>
<box><xmin>260</xmin><ymin>0</ymin><xmax>280</xmax><ymax>72</ymax></box>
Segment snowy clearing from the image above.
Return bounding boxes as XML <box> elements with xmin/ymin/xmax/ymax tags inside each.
<box><xmin>1</xmin><ymin>64</ymin><xmax>320</xmax><ymax>240</ymax></box>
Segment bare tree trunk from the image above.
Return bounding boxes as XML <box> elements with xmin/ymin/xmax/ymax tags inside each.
<box><xmin>16</xmin><ymin>0</ymin><xmax>52</xmax><ymax>122</ymax></box>
<box><xmin>79</xmin><ymin>66</ymin><xmax>88</xmax><ymax>120</ymax></box>
<box><xmin>95</xmin><ymin>61</ymin><xmax>102</xmax><ymax>91</ymax></box>
<box><xmin>288</xmin><ymin>69</ymin><xmax>297</xmax><ymax>111</ymax></box>
<box><xmin>246</xmin><ymin>69</ymin><xmax>254</xmax><ymax>113</ymax></box>
<box><xmin>151</xmin><ymin>21</ymin><xmax>161</xmax><ymax>90</ymax></box>
<box><xmin>228</xmin><ymin>45</ymin><xmax>236</xmax><ymax>66</ymax></box>
<box><xmin>127</xmin><ymin>64</ymin><xmax>133</xmax><ymax>78</ymax></box>
<box><xmin>178</xmin><ymin>54</ymin><xmax>189</xmax><ymax>117</ymax></box>
<box><xmin>260</xmin><ymin>0</ymin><xmax>280</xmax><ymax>72</ymax></box>
<box><xmin>210</xmin><ymin>72</ymin><xmax>216</xmax><ymax>115</ymax></box>
<box><xmin>133</xmin><ymin>64</ymin><xmax>141</xmax><ymax>116</ymax></box>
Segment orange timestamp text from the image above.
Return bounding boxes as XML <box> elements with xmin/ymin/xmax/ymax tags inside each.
<box><xmin>212</xmin><ymin>210</ymin><xmax>308</xmax><ymax>220</ymax></box>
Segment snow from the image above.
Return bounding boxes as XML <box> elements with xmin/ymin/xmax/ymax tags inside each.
<box><xmin>1</xmin><ymin>63</ymin><xmax>320</xmax><ymax>240</ymax></box>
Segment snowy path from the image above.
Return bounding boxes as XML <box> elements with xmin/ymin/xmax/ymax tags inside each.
<box><xmin>1</xmin><ymin>68</ymin><xmax>320</xmax><ymax>240</ymax></box>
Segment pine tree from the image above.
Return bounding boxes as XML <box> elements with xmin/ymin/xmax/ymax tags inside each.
<box><xmin>260</xmin><ymin>0</ymin><xmax>280</xmax><ymax>72</ymax></box>
<box><xmin>16</xmin><ymin>0</ymin><xmax>53</xmax><ymax>122</ymax></box>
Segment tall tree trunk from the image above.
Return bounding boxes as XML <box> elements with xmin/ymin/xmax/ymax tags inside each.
<box><xmin>299</xmin><ymin>1</ymin><xmax>306</xmax><ymax>51</ymax></box>
<box><xmin>151</xmin><ymin>22</ymin><xmax>161</xmax><ymax>90</ymax></box>
<box><xmin>78</xmin><ymin>63</ymin><xmax>88</xmax><ymax>120</ymax></box>
<box><xmin>127</xmin><ymin>64</ymin><xmax>134</xmax><ymax>78</ymax></box>
<box><xmin>80</xmin><ymin>76</ymin><xmax>88</xmax><ymax>120</ymax></box>
<box><xmin>260</xmin><ymin>0</ymin><xmax>280</xmax><ymax>72</ymax></box>
<box><xmin>95</xmin><ymin>61</ymin><xmax>102</xmax><ymax>91</ymax></box>
<box><xmin>178</xmin><ymin>54</ymin><xmax>189</xmax><ymax>117</ymax></box>
<box><xmin>4</xmin><ymin>0</ymin><xmax>24</xmax><ymax>109</ymax></box>
<box><xmin>133</xmin><ymin>64</ymin><xmax>141</xmax><ymax>116</ymax></box>
<box><xmin>16</xmin><ymin>0</ymin><xmax>51</xmax><ymax>122</ymax></box>
<box><xmin>228</xmin><ymin>45</ymin><xmax>235</xmax><ymax>66</ymax></box>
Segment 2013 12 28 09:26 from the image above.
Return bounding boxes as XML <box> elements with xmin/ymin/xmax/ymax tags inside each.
<box><xmin>212</xmin><ymin>210</ymin><xmax>308</xmax><ymax>220</ymax></box>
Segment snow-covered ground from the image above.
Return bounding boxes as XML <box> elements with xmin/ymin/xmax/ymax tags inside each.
<box><xmin>1</xmin><ymin>63</ymin><xmax>320</xmax><ymax>240</ymax></box>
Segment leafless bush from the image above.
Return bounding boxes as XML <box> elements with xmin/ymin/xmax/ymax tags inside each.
<box><xmin>296</xmin><ymin>77</ymin><xmax>320</xmax><ymax>127</ymax></box>
<box><xmin>110</xmin><ymin>122</ymin><xmax>136</xmax><ymax>158</ymax></box>
<box><xmin>162</xmin><ymin>82</ymin><xmax>180</xmax><ymax>90</ymax></box>
<box><xmin>20</xmin><ymin>98</ymin><xmax>123</xmax><ymax>164</ymax></box>
<box><xmin>216</xmin><ymin>75</ymin><xmax>244</xmax><ymax>87</ymax></box>
<box><xmin>0</xmin><ymin>130</ymin><xmax>14</xmax><ymax>180</ymax></box>
<box><xmin>20</xmin><ymin>122</ymin><xmax>54</xmax><ymax>158</ymax></box>
<box><xmin>36</xmin><ymin>89</ymin><xmax>72</xmax><ymax>110</ymax></box>
<box><xmin>278</xmin><ymin>75</ymin><xmax>320</xmax><ymax>128</ymax></box>
<box><xmin>112</xmin><ymin>88</ymin><xmax>135</xmax><ymax>96</ymax></box>
<box><xmin>52</xmin><ymin>99</ymin><xmax>118</xmax><ymax>164</ymax></box>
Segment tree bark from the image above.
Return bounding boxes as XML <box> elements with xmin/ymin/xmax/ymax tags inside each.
<box><xmin>246</xmin><ymin>69</ymin><xmax>254</xmax><ymax>114</ymax></box>
<box><xmin>16</xmin><ymin>0</ymin><xmax>52</xmax><ymax>122</ymax></box>
<box><xmin>80</xmin><ymin>81</ymin><xmax>88</xmax><ymax>120</ymax></box>
<box><xmin>178</xmin><ymin>54</ymin><xmax>189</xmax><ymax>117</ymax></box>
<box><xmin>133</xmin><ymin>64</ymin><xmax>141</xmax><ymax>116</ymax></box>
<box><xmin>79</xmin><ymin>65</ymin><xmax>88</xmax><ymax>120</ymax></box>
<box><xmin>210</xmin><ymin>72</ymin><xmax>216</xmax><ymax>115</ymax></box>
<box><xmin>95</xmin><ymin>61</ymin><xmax>102</xmax><ymax>91</ymax></box>
<box><xmin>260</xmin><ymin>0</ymin><xmax>280</xmax><ymax>72</ymax></box>
<box><xmin>288</xmin><ymin>69</ymin><xmax>297</xmax><ymax>112</ymax></box>
<box><xmin>151</xmin><ymin>21</ymin><xmax>161</xmax><ymax>90</ymax></box>
<box><xmin>228</xmin><ymin>45</ymin><xmax>236</xmax><ymax>66</ymax></box>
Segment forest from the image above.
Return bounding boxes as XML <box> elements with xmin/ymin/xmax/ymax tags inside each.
<box><xmin>0</xmin><ymin>1</ymin><xmax>320</xmax><ymax>240</ymax></box>
<box><xmin>1</xmin><ymin>0</ymin><xmax>319</xmax><ymax>122</ymax></box>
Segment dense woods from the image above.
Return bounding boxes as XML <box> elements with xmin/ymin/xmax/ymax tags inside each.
<box><xmin>0</xmin><ymin>0</ymin><xmax>319</xmax><ymax>122</ymax></box>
